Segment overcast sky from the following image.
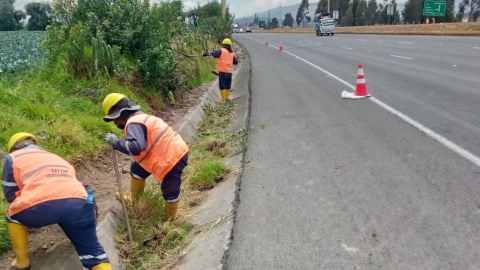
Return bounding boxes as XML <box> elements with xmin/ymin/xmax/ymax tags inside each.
<box><xmin>15</xmin><ymin>0</ymin><xmax>410</xmax><ymax>20</ymax></box>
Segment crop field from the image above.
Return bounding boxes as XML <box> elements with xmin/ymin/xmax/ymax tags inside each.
<box><xmin>0</xmin><ymin>31</ymin><xmax>45</xmax><ymax>74</ymax></box>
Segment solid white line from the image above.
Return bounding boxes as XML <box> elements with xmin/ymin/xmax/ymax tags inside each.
<box><xmin>240</xmin><ymin>35</ymin><xmax>480</xmax><ymax>168</ymax></box>
<box><xmin>315</xmin><ymin>43</ymin><xmax>322</xmax><ymax>45</ymax></box>
<box><xmin>474</xmin><ymin>47</ymin><xmax>480</xmax><ymax>49</ymax></box>
<box><xmin>357</xmin><ymin>39</ymin><xmax>366</xmax><ymax>41</ymax></box>
<box><xmin>390</xmin><ymin>55</ymin><xmax>413</xmax><ymax>60</ymax></box>
<box><xmin>343</xmin><ymin>47</ymin><xmax>353</xmax><ymax>50</ymax></box>
<box><xmin>398</xmin><ymin>42</ymin><xmax>414</xmax><ymax>44</ymax></box>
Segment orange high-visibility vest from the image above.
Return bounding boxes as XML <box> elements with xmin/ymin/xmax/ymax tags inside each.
<box><xmin>8</xmin><ymin>147</ymin><xmax>87</xmax><ymax>217</ymax></box>
<box><xmin>126</xmin><ymin>113</ymin><xmax>188</xmax><ymax>183</ymax></box>
<box><xmin>216</xmin><ymin>48</ymin><xmax>234</xmax><ymax>73</ymax></box>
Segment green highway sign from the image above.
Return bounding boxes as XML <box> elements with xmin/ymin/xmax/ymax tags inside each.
<box><xmin>423</xmin><ymin>0</ymin><xmax>446</xmax><ymax>16</ymax></box>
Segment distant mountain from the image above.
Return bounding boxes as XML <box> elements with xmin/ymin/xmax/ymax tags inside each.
<box><xmin>234</xmin><ymin>2</ymin><xmax>317</xmax><ymax>26</ymax></box>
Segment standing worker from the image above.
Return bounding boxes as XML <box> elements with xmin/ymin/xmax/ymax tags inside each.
<box><xmin>102</xmin><ymin>93</ymin><xmax>188</xmax><ymax>222</ymax></box>
<box><xmin>2</xmin><ymin>133</ymin><xmax>111</xmax><ymax>270</ymax></box>
<box><xmin>203</xmin><ymin>38</ymin><xmax>238</xmax><ymax>102</ymax></box>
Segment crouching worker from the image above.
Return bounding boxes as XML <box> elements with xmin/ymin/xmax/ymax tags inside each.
<box><xmin>2</xmin><ymin>133</ymin><xmax>111</xmax><ymax>270</ymax></box>
<box><xmin>203</xmin><ymin>38</ymin><xmax>238</xmax><ymax>102</ymax></box>
<box><xmin>102</xmin><ymin>93</ymin><xmax>189</xmax><ymax>222</ymax></box>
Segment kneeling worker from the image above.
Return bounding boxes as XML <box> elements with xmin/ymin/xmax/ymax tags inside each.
<box><xmin>102</xmin><ymin>93</ymin><xmax>188</xmax><ymax>221</ymax></box>
<box><xmin>203</xmin><ymin>38</ymin><xmax>238</xmax><ymax>102</ymax></box>
<box><xmin>2</xmin><ymin>133</ymin><xmax>111</xmax><ymax>270</ymax></box>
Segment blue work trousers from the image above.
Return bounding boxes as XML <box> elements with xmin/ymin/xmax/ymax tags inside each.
<box><xmin>7</xmin><ymin>198</ymin><xmax>109</xmax><ymax>269</ymax></box>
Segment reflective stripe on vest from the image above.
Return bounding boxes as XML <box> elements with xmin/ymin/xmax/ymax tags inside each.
<box><xmin>8</xmin><ymin>147</ymin><xmax>87</xmax><ymax>216</ymax></box>
<box><xmin>126</xmin><ymin>113</ymin><xmax>188</xmax><ymax>183</ymax></box>
<box><xmin>216</xmin><ymin>48</ymin><xmax>234</xmax><ymax>73</ymax></box>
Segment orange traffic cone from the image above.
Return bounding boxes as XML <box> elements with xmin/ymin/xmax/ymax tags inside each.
<box><xmin>279</xmin><ymin>42</ymin><xmax>283</xmax><ymax>51</ymax></box>
<box><xmin>266</xmin><ymin>39</ymin><xmax>269</xmax><ymax>45</ymax></box>
<box><xmin>354</xmin><ymin>64</ymin><xmax>371</xmax><ymax>97</ymax></box>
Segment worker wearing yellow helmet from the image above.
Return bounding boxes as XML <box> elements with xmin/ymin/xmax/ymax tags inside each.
<box><xmin>203</xmin><ymin>38</ymin><xmax>238</xmax><ymax>102</ymax></box>
<box><xmin>102</xmin><ymin>93</ymin><xmax>188</xmax><ymax>222</ymax></box>
<box><xmin>2</xmin><ymin>133</ymin><xmax>111</xmax><ymax>270</ymax></box>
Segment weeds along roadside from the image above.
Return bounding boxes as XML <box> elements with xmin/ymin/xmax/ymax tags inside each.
<box><xmin>116</xmin><ymin>101</ymin><xmax>246</xmax><ymax>269</ymax></box>
<box><xmin>0</xmin><ymin>0</ymin><xmax>234</xmax><ymax>254</ymax></box>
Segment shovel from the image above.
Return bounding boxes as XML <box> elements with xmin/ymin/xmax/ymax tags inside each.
<box><xmin>111</xmin><ymin>147</ymin><xmax>133</xmax><ymax>242</ymax></box>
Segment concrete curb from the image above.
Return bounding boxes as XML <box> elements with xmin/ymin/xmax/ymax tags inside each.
<box><xmin>174</xmin><ymin>41</ymin><xmax>251</xmax><ymax>270</ymax></box>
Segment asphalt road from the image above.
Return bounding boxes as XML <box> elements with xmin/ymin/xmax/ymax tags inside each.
<box><xmin>226</xmin><ymin>33</ymin><xmax>480</xmax><ymax>270</ymax></box>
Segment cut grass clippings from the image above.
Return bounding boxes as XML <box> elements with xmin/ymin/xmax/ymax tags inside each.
<box><xmin>117</xmin><ymin>101</ymin><xmax>238</xmax><ymax>269</ymax></box>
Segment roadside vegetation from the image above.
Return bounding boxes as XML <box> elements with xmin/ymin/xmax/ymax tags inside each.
<box><xmin>117</xmin><ymin>101</ymin><xmax>237</xmax><ymax>269</ymax></box>
<box><xmin>0</xmin><ymin>0</ymin><xmax>234</xmax><ymax>258</ymax></box>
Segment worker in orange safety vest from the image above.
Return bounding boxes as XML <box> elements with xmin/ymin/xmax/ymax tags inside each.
<box><xmin>203</xmin><ymin>38</ymin><xmax>238</xmax><ymax>102</ymax></box>
<box><xmin>2</xmin><ymin>133</ymin><xmax>111</xmax><ymax>270</ymax></box>
<box><xmin>102</xmin><ymin>93</ymin><xmax>189</xmax><ymax>222</ymax></box>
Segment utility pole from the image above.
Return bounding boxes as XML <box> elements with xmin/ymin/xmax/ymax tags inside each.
<box><xmin>280</xmin><ymin>3</ymin><xmax>282</xmax><ymax>27</ymax></box>
<box><xmin>221</xmin><ymin>0</ymin><xmax>226</xmax><ymax>18</ymax></box>
<box><xmin>328</xmin><ymin>0</ymin><xmax>330</xmax><ymax>14</ymax></box>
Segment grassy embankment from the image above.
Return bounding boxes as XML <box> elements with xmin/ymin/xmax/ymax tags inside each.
<box><xmin>0</xmin><ymin>47</ymin><xmax>219</xmax><ymax>254</ymax></box>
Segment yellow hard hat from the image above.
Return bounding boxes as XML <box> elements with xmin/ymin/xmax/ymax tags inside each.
<box><xmin>7</xmin><ymin>132</ymin><xmax>39</xmax><ymax>153</ymax></box>
<box><xmin>221</xmin><ymin>38</ymin><xmax>233</xmax><ymax>46</ymax></box>
<box><xmin>102</xmin><ymin>93</ymin><xmax>141</xmax><ymax>122</ymax></box>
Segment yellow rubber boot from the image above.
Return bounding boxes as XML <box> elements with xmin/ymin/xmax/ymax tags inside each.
<box><xmin>164</xmin><ymin>201</ymin><xmax>179</xmax><ymax>222</ymax></box>
<box><xmin>226</xmin><ymin>89</ymin><xmax>231</xmax><ymax>100</ymax></box>
<box><xmin>7</xmin><ymin>223</ymin><xmax>30</xmax><ymax>270</ymax></box>
<box><xmin>92</xmin><ymin>262</ymin><xmax>112</xmax><ymax>270</ymax></box>
<box><xmin>115</xmin><ymin>177</ymin><xmax>145</xmax><ymax>203</ymax></box>
<box><xmin>220</xmin><ymin>89</ymin><xmax>226</xmax><ymax>102</ymax></box>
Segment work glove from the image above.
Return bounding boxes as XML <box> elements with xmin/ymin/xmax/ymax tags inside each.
<box><xmin>105</xmin><ymin>133</ymin><xmax>119</xmax><ymax>145</ymax></box>
<box><xmin>203</xmin><ymin>51</ymin><xmax>210</xmax><ymax>57</ymax></box>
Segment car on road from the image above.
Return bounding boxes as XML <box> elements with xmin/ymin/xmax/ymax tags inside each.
<box><xmin>239</xmin><ymin>28</ymin><xmax>245</xmax><ymax>33</ymax></box>
<box><xmin>246</xmin><ymin>27</ymin><xmax>252</xmax><ymax>33</ymax></box>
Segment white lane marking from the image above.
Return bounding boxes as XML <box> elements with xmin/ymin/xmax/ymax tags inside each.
<box><xmin>368</xmin><ymin>51</ymin><xmax>372</xmax><ymax>53</ymax></box>
<box><xmin>390</xmin><ymin>55</ymin><xmax>413</xmax><ymax>60</ymax></box>
<box><xmin>333</xmin><ymin>37</ymin><xmax>339</xmax><ymax>39</ymax></box>
<box><xmin>343</xmin><ymin>47</ymin><xmax>353</xmax><ymax>50</ymax></box>
<box><xmin>357</xmin><ymin>39</ymin><xmax>366</xmax><ymax>41</ymax></box>
<box><xmin>341</xmin><ymin>244</ymin><xmax>359</xmax><ymax>253</ymax></box>
<box><xmin>315</xmin><ymin>43</ymin><xmax>322</xmax><ymax>45</ymax></box>
<box><xmin>299</xmin><ymin>41</ymin><xmax>303</xmax><ymax>43</ymax></box>
<box><xmin>474</xmin><ymin>47</ymin><xmax>480</xmax><ymax>49</ymax></box>
<box><xmin>241</xmin><ymin>36</ymin><xmax>480</xmax><ymax>169</ymax></box>
<box><xmin>398</xmin><ymin>42</ymin><xmax>414</xmax><ymax>44</ymax></box>
<box><xmin>453</xmin><ymin>65</ymin><xmax>457</xmax><ymax>67</ymax></box>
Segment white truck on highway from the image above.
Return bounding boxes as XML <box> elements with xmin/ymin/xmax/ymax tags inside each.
<box><xmin>314</xmin><ymin>13</ymin><xmax>336</xmax><ymax>36</ymax></box>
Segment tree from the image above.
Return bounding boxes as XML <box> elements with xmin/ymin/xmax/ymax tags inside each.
<box><xmin>365</xmin><ymin>0</ymin><xmax>378</xmax><ymax>25</ymax></box>
<box><xmin>352</xmin><ymin>0</ymin><xmax>360</xmax><ymax>25</ymax></box>
<box><xmin>316</xmin><ymin>0</ymin><xmax>328</xmax><ymax>14</ymax></box>
<box><xmin>254</xmin><ymin>12</ymin><xmax>259</xmax><ymax>25</ymax></box>
<box><xmin>296</xmin><ymin>0</ymin><xmax>309</xmax><ymax>27</ymax></box>
<box><xmin>356</xmin><ymin>0</ymin><xmax>368</xmax><ymax>25</ymax></box>
<box><xmin>284</xmin><ymin>12</ymin><xmax>294</xmax><ymax>27</ymax></box>
<box><xmin>402</xmin><ymin>0</ymin><xmax>422</xmax><ymax>23</ymax></box>
<box><xmin>0</xmin><ymin>0</ymin><xmax>25</xmax><ymax>31</ymax></box>
<box><xmin>271</xmin><ymin>17</ymin><xmax>279</xmax><ymax>28</ymax></box>
<box><xmin>259</xmin><ymin>20</ymin><xmax>266</xmax><ymax>28</ymax></box>
<box><xmin>25</xmin><ymin>2</ymin><xmax>51</xmax><ymax>31</ymax></box>
<box><xmin>342</xmin><ymin>3</ymin><xmax>354</xmax><ymax>25</ymax></box>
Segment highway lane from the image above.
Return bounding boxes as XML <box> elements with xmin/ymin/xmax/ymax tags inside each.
<box><xmin>238</xmin><ymin>33</ymin><xmax>480</xmax><ymax>159</ymax></box>
<box><xmin>225</xmin><ymin>33</ymin><xmax>480</xmax><ymax>269</ymax></box>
